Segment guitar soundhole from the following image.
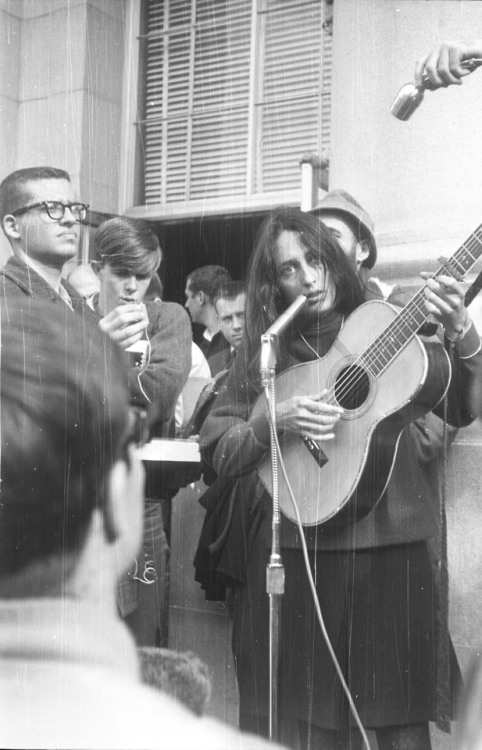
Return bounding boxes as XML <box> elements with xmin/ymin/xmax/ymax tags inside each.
<box><xmin>334</xmin><ymin>365</ymin><xmax>370</xmax><ymax>411</ymax></box>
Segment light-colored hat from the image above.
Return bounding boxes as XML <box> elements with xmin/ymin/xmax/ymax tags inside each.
<box><xmin>311</xmin><ymin>189</ymin><xmax>377</xmax><ymax>269</ymax></box>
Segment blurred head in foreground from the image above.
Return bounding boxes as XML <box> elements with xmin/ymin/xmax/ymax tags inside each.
<box><xmin>0</xmin><ymin>300</ymin><xmax>144</xmax><ymax>600</ymax></box>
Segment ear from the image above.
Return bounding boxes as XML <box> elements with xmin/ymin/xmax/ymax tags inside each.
<box><xmin>103</xmin><ymin>449</ymin><xmax>143</xmax><ymax>562</ymax></box>
<box><xmin>198</xmin><ymin>291</ymin><xmax>205</xmax><ymax>306</ymax></box>
<box><xmin>102</xmin><ymin>459</ymin><xmax>126</xmax><ymax>543</ymax></box>
<box><xmin>356</xmin><ymin>240</ymin><xmax>370</xmax><ymax>268</ymax></box>
<box><xmin>91</xmin><ymin>260</ymin><xmax>102</xmax><ymax>278</ymax></box>
<box><xmin>2</xmin><ymin>214</ymin><xmax>21</xmax><ymax>241</ymax></box>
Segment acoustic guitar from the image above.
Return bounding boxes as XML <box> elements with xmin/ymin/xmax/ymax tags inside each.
<box><xmin>251</xmin><ymin>224</ymin><xmax>482</xmax><ymax>527</ymax></box>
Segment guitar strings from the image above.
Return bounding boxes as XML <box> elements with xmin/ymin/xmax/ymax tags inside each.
<box><xmin>335</xmin><ymin>228</ymin><xmax>481</xmax><ymax>393</ymax></box>
<box><xmin>326</xmin><ymin>292</ymin><xmax>434</xmax><ymax>408</ymax></box>
<box><xmin>328</xmin><ymin>283</ymin><xmax>463</xmax><ymax>409</ymax></box>
<box><xmin>311</xmin><ymin>230</ymin><xmax>481</xmax><ymax>411</ymax></box>
<box><xmin>316</xmin><ymin>289</ymin><xmax>430</xmax><ymax>408</ymax></box>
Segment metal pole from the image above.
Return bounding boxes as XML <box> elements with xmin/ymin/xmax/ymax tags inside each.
<box><xmin>259</xmin><ymin>299</ymin><xmax>306</xmax><ymax>741</ymax></box>
<box><xmin>265</xmin><ymin>373</ymin><xmax>284</xmax><ymax>742</ymax></box>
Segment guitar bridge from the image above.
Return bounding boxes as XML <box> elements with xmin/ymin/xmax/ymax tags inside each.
<box><xmin>302</xmin><ymin>436</ymin><xmax>328</xmax><ymax>468</ymax></box>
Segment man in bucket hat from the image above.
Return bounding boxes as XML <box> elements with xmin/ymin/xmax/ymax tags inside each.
<box><xmin>311</xmin><ymin>189</ymin><xmax>376</xmax><ymax>266</ymax></box>
<box><xmin>312</xmin><ymin>189</ymin><xmax>423</xmax><ymax>306</ymax></box>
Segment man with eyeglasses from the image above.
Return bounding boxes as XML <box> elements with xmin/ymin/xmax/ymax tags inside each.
<box><xmin>0</xmin><ymin>166</ymin><xmax>90</xmax><ymax>310</ymax></box>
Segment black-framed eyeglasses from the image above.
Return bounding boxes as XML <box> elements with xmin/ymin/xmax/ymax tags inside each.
<box><xmin>12</xmin><ymin>201</ymin><xmax>89</xmax><ymax>222</ymax></box>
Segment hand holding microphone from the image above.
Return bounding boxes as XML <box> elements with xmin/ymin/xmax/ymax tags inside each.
<box><xmin>391</xmin><ymin>39</ymin><xmax>482</xmax><ymax>120</ymax></box>
<box><xmin>414</xmin><ymin>40</ymin><xmax>482</xmax><ymax>89</ymax></box>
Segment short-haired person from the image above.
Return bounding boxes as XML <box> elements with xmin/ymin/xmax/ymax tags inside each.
<box><xmin>184</xmin><ymin>264</ymin><xmax>231</xmax><ymax>369</ymax></box>
<box><xmin>199</xmin><ymin>207</ymin><xmax>481</xmax><ymax>750</ymax></box>
<box><xmin>311</xmin><ymin>189</ymin><xmax>387</xmax><ymax>299</ymax></box>
<box><xmin>139</xmin><ymin>266</ymin><xmax>211</xmax><ymax>432</ymax></box>
<box><xmin>313</xmin><ymin>189</ymin><xmax>439</xmax><ymax>310</ymax></box>
<box><xmin>190</xmin><ymin>280</ymin><xmax>247</xmax><ymax>589</ymax></box>
<box><xmin>0</xmin><ymin>300</ymin><xmax>281</xmax><ymax>750</ymax></box>
<box><xmin>66</xmin><ymin>261</ymin><xmax>100</xmax><ymax>299</ymax></box>
<box><xmin>90</xmin><ymin>216</ymin><xmax>192</xmax><ymax>647</ymax></box>
<box><xmin>91</xmin><ymin>216</ymin><xmax>191</xmax><ymax>432</ymax></box>
<box><xmin>181</xmin><ymin>280</ymin><xmax>246</xmax><ymax>446</ymax></box>
<box><xmin>208</xmin><ymin>280</ymin><xmax>246</xmax><ymax>374</ymax></box>
<box><xmin>0</xmin><ymin>166</ymin><xmax>92</xmax><ymax>314</ymax></box>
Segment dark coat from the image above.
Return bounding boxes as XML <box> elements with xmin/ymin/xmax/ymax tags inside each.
<box><xmin>198</xmin><ymin>330</ymin><xmax>230</xmax><ymax>375</ymax></box>
<box><xmin>0</xmin><ymin>255</ymin><xmax>97</xmax><ymax>319</ymax></box>
<box><xmin>197</xmin><ymin>305</ymin><xmax>481</xmax><ymax>730</ymax></box>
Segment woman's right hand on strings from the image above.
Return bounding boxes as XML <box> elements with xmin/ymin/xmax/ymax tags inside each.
<box><xmin>275</xmin><ymin>389</ymin><xmax>343</xmax><ymax>441</ymax></box>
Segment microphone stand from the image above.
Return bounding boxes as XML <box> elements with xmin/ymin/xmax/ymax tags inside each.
<box><xmin>259</xmin><ymin>295</ymin><xmax>307</xmax><ymax>742</ymax></box>
<box><xmin>261</xmin><ymin>333</ymin><xmax>284</xmax><ymax>743</ymax></box>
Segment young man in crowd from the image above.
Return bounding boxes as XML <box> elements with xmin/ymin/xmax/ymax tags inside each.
<box><xmin>181</xmin><ymin>281</ymin><xmax>246</xmax><ymax>445</ymax></box>
<box><xmin>66</xmin><ymin>261</ymin><xmax>100</xmax><ymax>298</ymax></box>
<box><xmin>311</xmin><ymin>188</ymin><xmax>387</xmax><ymax>297</ymax></box>
<box><xmin>312</xmin><ymin>188</ymin><xmax>451</xmax><ymax>315</ymax></box>
<box><xmin>90</xmin><ymin>216</ymin><xmax>192</xmax><ymax>647</ymax></box>
<box><xmin>184</xmin><ymin>264</ymin><xmax>231</xmax><ymax>367</ymax></box>
<box><xmin>0</xmin><ymin>299</ymin><xmax>282</xmax><ymax>750</ymax></box>
<box><xmin>208</xmin><ymin>280</ymin><xmax>246</xmax><ymax>375</ymax></box>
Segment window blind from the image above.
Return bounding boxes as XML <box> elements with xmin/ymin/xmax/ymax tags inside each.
<box><xmin>139</xmin><ymin>0</ymin><xmax>329</xmax><ymax>209</ymax></box>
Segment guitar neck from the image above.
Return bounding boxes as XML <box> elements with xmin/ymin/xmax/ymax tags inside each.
<box><xmin>360</xmin><ymin>223</ymin><xmax>482</xmax><ymax>378</ymax></box>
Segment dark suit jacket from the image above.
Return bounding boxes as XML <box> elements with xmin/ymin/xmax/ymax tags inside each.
<box><xmin>0</xmin><ymin>255</ymin><xmax>96</xmax><ymax>319</ymax></box>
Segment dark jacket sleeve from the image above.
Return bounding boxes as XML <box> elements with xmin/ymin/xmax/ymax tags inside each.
<box><xmin>129</xmin><ymin>301</ymin><xmax>192</xmax><ymax>428</ymax></box>
<box><xmin>200</xmin><ymin>347</ymin><xmax>270</xmax><ymax>479</ymax></box>
<box><xmin>437</xmin><ymin>321</ymin><xmax>482</xmax><ymax>427</ymax></box>
<box><xmin>408</xmin><ymin>413</ymin><xmax>457</xmax><ymax>465</ymax></box>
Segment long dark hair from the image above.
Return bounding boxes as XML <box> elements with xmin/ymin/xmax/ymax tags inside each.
<box><xmin>244</xmin><ymin>206</ymin><xmax>365</xmax><ymax>385</ymax></box>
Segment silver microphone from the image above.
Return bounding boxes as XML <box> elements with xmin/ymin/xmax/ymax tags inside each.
<box><xmin>260</xmin><ymin>295</ymin><xmax>307</xmax><ymax>380</ymax></box>
<box><xmin>263</xmin><ymin>294</ymin><xmax>308</xmax><ymax>338</ymax></box>
<box><xmin>391</xmin><ymin>57</ymin><xmax>482</xmax><ymax>121</ymax></box>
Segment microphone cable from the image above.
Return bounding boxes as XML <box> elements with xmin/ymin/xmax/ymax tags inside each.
<box><xmin>264</xmin><ymin>389</ymin><xmax>372</xmax><ymax>750</ymax></box>
<box><xmin>136</xmin><ymin>331</ymin><xmax>152</xmax><ymax>403</ymax></box>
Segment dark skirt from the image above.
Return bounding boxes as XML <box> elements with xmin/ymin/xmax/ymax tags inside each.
<box><xmin>231</xmin><ymin>533</ymin><xmax>460</xmax><ymax>731</ymax></box>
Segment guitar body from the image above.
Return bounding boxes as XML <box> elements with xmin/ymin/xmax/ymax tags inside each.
<box><xmin>252</xmin><ymin>300</ymin><xmax>451</xmax><ymax>526</ymax></box>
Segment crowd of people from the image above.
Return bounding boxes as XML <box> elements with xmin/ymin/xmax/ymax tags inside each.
<box><xmin>1</xmin><ymin>36</ymin><xmax>482</xmax><ymax>750</ymax></box>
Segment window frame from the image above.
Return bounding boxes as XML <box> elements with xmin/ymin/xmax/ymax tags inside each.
<box><xmin>120</xmin><ymin>0</ymin><xmax>329</xmax><ymax>220</ymax></box>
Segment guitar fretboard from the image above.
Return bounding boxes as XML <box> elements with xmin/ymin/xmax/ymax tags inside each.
<box><xmin>359</xmin><ymin>223</ymin><xmax>482</xmax><ymax>378</ymax></box>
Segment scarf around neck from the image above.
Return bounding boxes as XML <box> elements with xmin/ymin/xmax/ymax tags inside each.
<box><xmin>283</xmin><ymin>308</ymin><xmax>344</xmax><ymax>368</ymax></box>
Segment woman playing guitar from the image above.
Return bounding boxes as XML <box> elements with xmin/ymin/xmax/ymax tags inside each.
<box><xmin>199</xmin><ymin>207</ymin><xmax>481</xmax><ymax>750</ymax></box>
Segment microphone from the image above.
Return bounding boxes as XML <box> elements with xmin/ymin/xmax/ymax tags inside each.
<box><xmin>260</xmin><ymin>295</ymin><xmax>307</xmax><ymax>381</ymax></box>
<box><xmin>126</xmin><ymin>339</ymin><xmax>148</xmax><ymax>368</ymax></box>
<box><xmin>125</xmin><ymin>302</ymin><xmax>149</xmax><ymax>367</ymax></box>
<box><xmin>390</xmin><ymin>57</ymin><xmax>482</xmax><ymax>120</ymax></box>
<box><xmin>263</xmin><ymin>294</ymin><xmax>307</xmax><ymax>338</ymax></box>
